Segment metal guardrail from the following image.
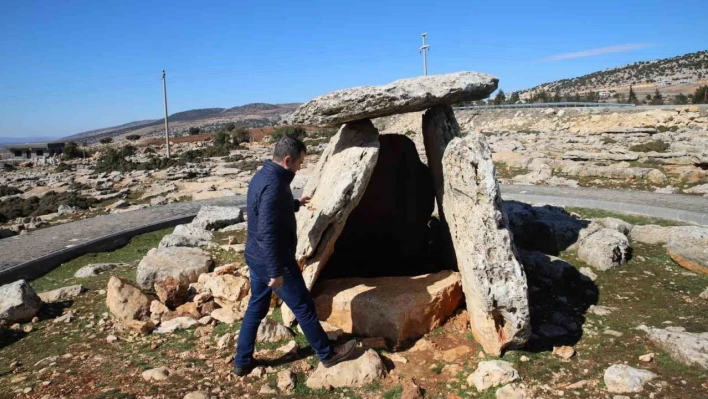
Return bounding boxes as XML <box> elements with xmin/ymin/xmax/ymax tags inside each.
<box><xmin>454</xmin><ymin>102</ymin><xmax>637</xmax><ymax>110</ymax></box>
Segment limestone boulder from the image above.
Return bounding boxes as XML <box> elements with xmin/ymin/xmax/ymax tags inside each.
<box><xmin>637</xmin><ymin>325</ymin><xmax>708</xmax><ymax>370</ymax></box>
<box><xmin>38</xmin><ymin>285</ymin><xmax>85</xmax><ymax>303</ymax></box>
<box><xmin>74</xmin><ymin>263</ymin><xmax>130</xmax><ymax>278</ymax></box>
<box><xmin>257</xmin><ymin>317</ymin><xmax>294</xmax><ymax>343</ymax></box>
<box><xmin>290</xmin><ymin>71</ymin><xmax>498</xmax><ymax>127</ymax></box>
<box><xmin>158</xmin><ymin>234</ymin><xmax>211</xmax><ymax>249</ymax></box>
<box><xmin>466</xmin><ymin>360</ymin><xmax>520</xmax><ymax>392</ymax></box>
<box><xmin>154</xmin><ymin>276</ymin><xmax>188</xmax><ymax>309</ymax></box>
<box><xmin>594</xmin><ymin>217</ymin><xmax>633</xmax><ymax>235</ymax></box>
<box><xmin>667</xmin><ymin>226</ymin><xmax>708</xmax><ymax>275</ymax></box>
<box><xmin>282</xmin><ymin>119</ymin><xmax>380</xmax><ymax>326</ymax></box>
<box><xmin>136</xmin><ymin>247</ymin><xmax>212</xmax><ymax>290</ymax></box>
<box><xmin>199</xmin><ymin>273</ymin><xmax>250</xmax><ymax>308</ymax></box>
<box><xmin>603</xmin><ymin>364</ymin><xmax>657</xmax><ymax>393</ymax></box>
<box><xmin>313</xmin><ymin>271</ymin><xmax>462</xmax><ymax>344</ymax></box>
<box><xmin>577</xmin><ymin>229</ymin><xmax>630</xmax><ymax>271</ymax></box>
<box><xmin>189</xmin><ymin>206</ymin><xmax>243</xmax><ymax>231</ymax></box>
<box><xmin>106</xmin><ymin>276</ymin><xmax>151</xmax><ymax>322</ymax></box>
<box><xmin>629</xmin><ymin>225</ymin><xmax>673</xmax><ymax>245</ymax></box>
<box><xmin>441</xmin><ymin>134</ymin><xmax>531</xmax><ymax>355</ymax></box>
<box><xmin>0</xmin><ymin>280</ymin><xmax>42</xmax><ymax>323</ymax></box>
<box><xmin>306</xmin><ymin>348</ymin><xmax>386</xmax><ymax>389</ymax></box>
<box><xmin>155</xmin><ymin>316</ymin><xmax>199</xmax><ymax>334</ymax></box>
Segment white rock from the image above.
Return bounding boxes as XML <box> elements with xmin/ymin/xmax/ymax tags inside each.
<box><xmin>136</xmin><ymin>247</ymin><xmax>212</xmax><ymax>290</ymax></box>
<box><xmin>257</xmin><ymin>318</ymin><xmax>293</xmax><ymax>343</ymax></box>
<box><xmin>637</xmin><ymin>325</ymin><xmax>708</xmax><ymax>370</ymax></box>
<box><xmin>277</xmin><ymin>370</ymin><xmax>296</xmax><ymax>392</ymax></box>
<box><xmin>38</xmin><ymin>285</ymin><xmax>85</xmax><ymax>303</ymax></box>
<box><xmin>467</xmin><ymin>360</ymin><xmax>520</xmax><ymax>392</ymax></box>
<box><xmin>217</xmin><ymin>333</ymin><xmax>234</xmax><ymax>349</ymax></box>
<box><xmin>306</xmin><ymin>349</ymin><xmax>386</xmax><ymax>389</ymax></box>
<box><xmin>154</xmin><ymin>317</ymin><xmax>199</xmax><ymax>334</ymax></box>
<box><xmin>183</xmin><ymin>391</ymin><xmax>209</xmax><ymax>399</ymax></box>
<box><xmin>700</xmin><ymin>287</ymin><xmax>708</xmax><ymax>300</ymax></box>
<box><xmin>577</xmin><ymin>229</ymin><xmax>630</xmax><ymax>271</ymax></box>
<box><xmin>141</xmin><ymin>366</ymin><xmax>170</xmax><ymax>382</ymax></box>
<box><xmin>0</xmin><ymin>280</ymin><xmax>42</xmax><ymax>323</ymax></box>
<box><xmin>105</xmin><ymin>276</ymin><xmax>151</xmax><ymax>322</ymax></box>
<box><xmin>629</xmin><ymin>225</ymin><xmax>673</xmax><ymax>245</ymax></box>
<box><xmin>74</xmin><ymin>263</ymin><xmax>130</xmax><ymax>278</ymax></box>
<box><xmin>441</xmin><ymin>134</ymin><xmax>530</xmax><ymax>355</ymax></box>
<box><xmin>189</xmin><ymin>206</ymin><xmax>243</xmax><ymax>231</ymax></box>
<box><xmin>496</xmin><ymin>383</ymin><xmax>528</xmax><ymax>399</ymax></box>
<box><xmin>603</xmin><ymin>364</ymin><xmax>657</xmax><ymax>393</ymax></box>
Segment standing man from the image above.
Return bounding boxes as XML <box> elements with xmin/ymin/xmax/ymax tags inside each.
<box><xmin>234</xmin><ymin>135</ymin><xmax>356</xmax><ymax>376</ymax></box>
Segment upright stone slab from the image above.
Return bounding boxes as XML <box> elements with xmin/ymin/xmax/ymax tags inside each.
<box><xmin>290</xmin><ymin>72</ymin><xmax>498</xmax><ymax>127</ymax></box>
<box><xmin>422</xmin><ymin>104</ymin><xmax>462</xmax><ymax>268</ymax></box>
<box><xmin>281</xmin><ymin>119</ymin><xmax>380</xmax><ymax>326</ymax></box>
<box><xmin>441</xmin><ymin>134</ymin><xmax>531</xmax><ymax>355</ymax></box>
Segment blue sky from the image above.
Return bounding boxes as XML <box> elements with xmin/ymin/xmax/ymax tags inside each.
<box><xmin>1</xmin><ymin>0</ymin><xmax>706</xmax><ymax>138</ymax></box>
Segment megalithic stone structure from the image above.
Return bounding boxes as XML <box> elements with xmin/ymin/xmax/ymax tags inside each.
<box><xmin>441</xmin><ymin>134</ymin><xmax>531</xmax><ymax>355</ymax></box>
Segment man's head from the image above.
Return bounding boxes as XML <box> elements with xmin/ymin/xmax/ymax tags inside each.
<box><xmin>273</xmin><ymin>134</ymin><xmax>307</xmax><ymax>174</ymax></box>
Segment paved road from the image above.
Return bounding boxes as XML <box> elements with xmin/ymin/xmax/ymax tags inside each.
<box><xmin>0</xmin><ymin>185</ymin><xmax>706</xmax><ymax>284</ymax></box>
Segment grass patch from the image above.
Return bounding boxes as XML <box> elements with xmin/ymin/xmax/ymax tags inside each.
<box><xmin>565</xmin><ymin>207</ymin><xmax>685</xmax><ymax>227</ymax></box>
<box><xmin>383</xmin><ymin>385</ymin><xmax>403</xmax><ymax>399</ymax></box>
<box><xmin>629</xmin><ymin>139</ymin><xmax>670</xmax><ymax>153</ymax></box>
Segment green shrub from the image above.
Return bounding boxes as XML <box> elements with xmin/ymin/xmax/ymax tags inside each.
<box><xmin>601</xmin><ymin>137</ymin><xmax>617</xmax><ymax>144</ymax></box>
<box><xmin>0</xmin><ymin>185</ymin><xmax>22</xmax><ymax>197</ymax></box>
<box><xmin>656</xmin><ymin>125</ymin><xmax>679</xmax><ymax>133</ymax></box>
<box><xmin>0</xmin><ymin>191</ymin><xmax>98</xmax><ymax>222</ymax></box>
<box><xmin>125</xmin><ymin>134</ymin><xmax>141</xmax><ymax>141</ymax></box>
<box><xmin>94</xmin><ymin>147</ymin><xmax>136</xmax><ymax>173</ymax></box>
<box><xmin>188</xmin><ymin>127</ymin><xmax>201</xmax><ymax>135</ymax></box>
<box><xmin>99</xmin><ymin>137</ymin><xmax>114</xmax><ymax>144</ymax></box>
<box><xmin>629</xmin><ymin>140</ymin><xmax>670</xmax><ymax>153</ymax></box>
<box><xmin>232</xmin><ymin>128</ymin><xmax>250</xmax><ymax>144</ymax></box>
<box><xmin>119</xmin><ymin>145</ymin><xmax>137</xmax><ymax>158</ymax></box>
<box><xmin>225</xmin><ymin>122</ymin><xmax>236</xmax><ymax>132</ymax></box>
<box><xmin>62</xmin><ymin>141</ymin><xmax>82</xmax><ymax>160</ymax></box>
<box><xmin>271</xmin><ymin>126</ymin><xmax>307</xmax><ymax>142</ymax></box>
<box><xmin>54</xmin><ymin>163</ymin><xmax>73</xmax><ymax>173</ymax></box>
<box><xmin>212</xmin><ymin>131</ymin><xmax>232</xmax><ymax>146</ymax></box>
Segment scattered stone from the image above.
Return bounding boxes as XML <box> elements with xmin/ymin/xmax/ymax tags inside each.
<box><xmin>312</xmin><ymin>271</ymin><xmax>462</xmax><ymax>344</ymax></box>
<box><xmin>257</xmin><ymin>318</ymin><xmax>293</xmax><ymax>343</ymax></box>
<box><xmin>639</xmin><ymin>353</ymin><xmax>655</xmax><ymax>362</ymax></box>
<box><xmin>496</xmin><ymin>383</ymin><xmax>528</xmax><ymax>399</ymax></box>
<box><xmin>200</xmin><ymin>273</ymin><xmax>250</xmax><ymax>308</ymax></box>
<box><xmin>183</xmin><ymin>391</ymin><xmax>209</xmax><ymax>399</ymax></box>
<box><xmin>579</xmin><ymin>267</ymin><xmax>598</xmax><ymax>281</ymax></box>
<box><xmin>291</xmin><ymin>71</ymin><xmax>498</xmax><ymax>126</ymax></box>
<box><xmin>402</xmin><ymin>378</ymin><xmax>424</xmax><ymax>399</ymax></box>
<box><xmin>276</xmin><ymin>340</ymin><xmax>298</xmax><ymax>356</ymax></box>
<box><xmin>190</xmin><ymin>206</ymin><xmax>244</xmax><ymax>231</ymax></box>
<box><xmin>588</xmin><ymin>305</ymin><xmax>615</xmax><ymax>316</ymax></box>
<box><xmin>552</xmin><ymin>346</ymin><xmax>575</xmax><ymax>360</ymax></box>
<box><xmin>141</xmin><ymin>367</ymin><xmax>170</xmax><ymax>382</ymax></box>
<box><xmin>38</xmin><ymin>285</ymin><xmax>85</xmax><ymax>303</ymax></box>
<box><xmin>306</xmin><ymin>349</ymin><xmax>386</xmax><ymax>389</ymax></box>
<box><xmin>105</xmin><ymin>276</ymin><xmax>151</xmax><ymax>321</ymax></box>
<box><xmin>125</xmin><ymin>320</ymin><xmax>156</xmax><ymax>335</ymax></box>
<box><xmin>577</xmin><ymin>228</ymin><xmax>630</xmax><ymax>271</ymax></box>
<box><xmin>217</xmin><ymin>333</ymin><xmax>234</xmax><ymax>349</ymax></box>
<box><xmin>467</xmin><ymin>360</ymin><xmax>520</xmax><ymax>392</ymax></box>
<box><xmin>258</xmin><ymin>386</ymin><xmax>276</xmax><ymax>395</ymax></box>
<box><xmin>667</xmin><ymin>226</ymin><xmax>708</xmax><ymax>275</ymax></box>
<box><xmin>603</xmin><ymin>364</ymin><xmax>657</xmax><ymax>393</ymax></box>
<box><xmin>439</xmin><ymin>346</ymin><xmax>473</xmax><ymax>363</ymax></box>
<box><xmin>604</xmin><ymin>329</ymin><xmax>623</xmax><ymax>337</ymax></box>
<box><xmin>442</xmin><ymin>134</ymin><xmax>530</xmax><ymax>355</ymax></box>
<box><xmin>361</xmin><ymin>337</ymin><xmax>388</xmax><ymax>350</ymax></box>
<box><xmin>106</xmin><ymin>335</ymin><xmax>118</xmax><ymax>343</ymax></box>
<box><xmin>629</xmin><ymin>225</ymin><xmax>672</xmax><ymax>245</ymax></box>
<box><xmin>277</xmin><ymin>370</ymin><xmax>296</xmax><ymax>392</ymax></box>
<box><xmin>637</xmin><ymin>325</ymin><xmax>708</xmax><ymax>370</ymax></box>
<box><xmin>210</xmin><ymin>307</ymin><xmax>240</xmax><ymax>324</ymax></box>
<box><xmin>155</xmin><ymin>317</ymin><xmax>199</xmax><ymax>334</ymax></box>
<box><xmin>154</xmin><ymin>276</ymin><xmax>188</xmax><ymax>309</ymax></box>
<box><xmin>700</xmin><ymin>287</ymin><xmax>708</xmax><ymax>300</ymax></box>
<box><xmin>520</xmin><ymin>356</ymin><xmax>530</xmax><ymax>362</ymax></box>
<box><xmin>282</xmin><ymin>119</ymin><xmax>381</xmax><ymax>327</ymax></box>
<box><xmin>136</xmin><ymin>247</ymin><xmax>212</xmax><ymax>290</ymax></box>
<box><xmin>54</xmin><ymin>311</ymin><xmax>75</xmax><ymax>323</ymax></box>
<box><xmin>0</xmin><ymin>280</ymin><xmax>42</xmax><ymax>323</ymax></box>
<box><xmin>595</xmin><ymin>217</ymin><xmax>633</xmax><ymax>235</ymax></box>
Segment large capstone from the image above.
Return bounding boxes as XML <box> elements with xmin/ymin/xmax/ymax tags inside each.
<box><xmin>281</xmin><ymin>119</ymin><xmax>380</xmax><ymax>326</ymax></box>
<box><xmin>441</xmin><ymin>134</ymin><xmax>531</xmax><ymax>356</ymax></box>
<box><xmin>321</xmin><ymin>134</ymin><xmax>435</xmax><ymax>279</ymax></box>
<box><xmin>290</xmin><ymin>72</ymin><xmax>498</xmax><ymax>127</ymax></box>
<box><xmin>136</xmin><ymin>247</ymin><xmax>213</xmax><ymax>290</ymax></box>
<box><xmin>312</xmin><ymin>271</ymin><xmax>463</xmax><ymax>344</ymax></box>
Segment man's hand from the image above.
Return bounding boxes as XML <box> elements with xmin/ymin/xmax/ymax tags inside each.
<box><xmin>268</xmin><ymin>276</ymin><xmax>284</xmax><ymax>290</ymax></box>
<box><xmin>299</xmin><ymin>196</ymin><xmax>311</xmax><ymax>206</ymax></box>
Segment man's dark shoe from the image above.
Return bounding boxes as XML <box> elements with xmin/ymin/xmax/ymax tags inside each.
<box><xmin>321</xmin><ymin>340</ymin><xmax>357</xmax><ymax>368</ymax></box>
<box><xmin>232</xmin><ymin>362</ymin><xmax>255</xmax><ymax>377</ymax></box>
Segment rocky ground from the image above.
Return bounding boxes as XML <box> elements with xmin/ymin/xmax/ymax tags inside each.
<box><xmin>376</xmin><ymin>105</ymin><xmax>708</xmax><ymax>194</ymax></box>
<box><xmin>1</xmin><ymin>205</ymin><xmax>706</xmax><ymax>399</ymax></box>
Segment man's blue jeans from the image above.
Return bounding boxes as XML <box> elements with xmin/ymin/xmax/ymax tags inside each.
<box><xmin>234</xmin><ymin>264</ymin><xmax>334</xmax><ymax>368</ymax></box>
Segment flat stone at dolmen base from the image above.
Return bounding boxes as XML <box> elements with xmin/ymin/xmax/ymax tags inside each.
<box><xmin>289</xmin><ymin>71</ymin><xmax>498</xmax><ymax>127</ymax></box>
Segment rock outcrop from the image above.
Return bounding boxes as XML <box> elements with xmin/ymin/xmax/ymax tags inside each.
<box><xmin>136</xmin><ymin>247</ymin><xmax>212</xmax><ymax>290</ymax></box>
<box><xmin>467</xmin><ymin>360</ymin><xmax>520</xmax><ymax>392</ymax></box>
<box><xmin>577</xmin><ymin>228</ymin><xmax>630</xmax><ymax>271</ymax></box>
<box><xmin>667</xmin><ymin>226</ymin><xmax>708</xmax><ymax>275</ymax></box>
<box><xmin>637</xmin><ymin>325</ymin><xmax>708</xmax><ymax>370</ymax></box>
<box><xmin>0</xmin><ymin>280</ymin><xmax>42</xmax><ymax>323</ymax></box>
<box><xmin>38</xmin><ymin>284</ymin><xmax>85</xmax><ymax>303</ymax></box>
<box><xmin>282</xmin><ymin>120</ymin><xmax>380</xmax><ymax>326</ymax></box>
<box><xmin>312</xmin><ymin>271</ymin><xmax>463</xmax><ymax>344</ymax></box>
<box><xmin>306</xmin><ymin>348</ymin><xmax>386</xmax><ymax>389</ymax></box>
<box><xmin>290</xmin><ymin>72</ymin><xmax>498</xmax><ymax>126</ymax></box>
<box><xmin>603</xmin><ymin>364</ymin><xmax>657</xmax><ymax>393</ymax></box>
<box><xmin>189</xmin><ymin>206</ymin><xmax>244</xmax><ymax>231</ymax></box>
<box><xmin>106</xmin><ymin>276</ymin><xmax>151</xmax><ymax>322</ymax></box>
<box><xmin>441</xmin><ymin>134</ymin><xmax>531</xmax><ymax>355</ymax></box>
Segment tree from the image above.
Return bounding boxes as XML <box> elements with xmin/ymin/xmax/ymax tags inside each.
<box><xmin>232</xmin><ymin>127</ymin><xmax>250</xmax><ymax>144</ymax></box>
<box><xmin>552</xmin><ymin>91</ymin><xmax>561</xmax><ymax>103</ymax></box>
<box><xmin>212</xmin><ymin>130</ymin><xmax>232</xmax><ymax>146</ymax></box>
<box><xmin>99</xmin><ymin>137</ymin><xmax>113</xmax><ymax>144</ymax></box>
<box><xmin>272</xmin><ymin>126</ymin><xmax>307</xmax><ymax>141</ymax></box>
<box><xmin>651</xmin><ymin>89</ymin><xmax>664</xmax><ymax>105</ymax></box>
<box><xmin>672</xmin><ymin>93</ymin><xmax>689</xmax><ymax>105</ymax></box>
<box><xmin>119</xmin><ymin>145</ymin><xmax>137</xmax><ymax>158</ymax></box>
<box><xmin>573</xmin><ymin>93</ymin><xmax>581</xmax><ymax>102</ymax></box>
<box><xmin>585</xmin><ymin>91</ymin><xmax>598</xmax><ymax>102</ymax></box>
<box><xmin>628</xmin><ymin>85</ymin><xmax>638</xmax><ymax>104</ymax></box>
<box><xmin>644</xmin><ymin>94</ymin><xmax>652</xmax><ymax>104</ymax></box>
<box><xmin>614</xmin><ymin>92</ymin><xmax>626</xmax><ymax>103</ymax></box>
<box><xmin>126</xmin><ymin>134</ymin><xmax>141</xmax><ymax>141</ymax></box>
<box><xmin>62</xmin><ymin>141</ymin><xmax>81</xmax><ymax>160</ymax></box>
<box><xmin>509</xmin><ymin>91</ymin><xmax>520</xmax><ymax>104</ymax></box>
<box><xmin>188</xmin><ymin>127</ymin><xmax>201</xmax><ymax>135</ymax></box>
<box><xmin>225</xmin><ymin>122</ymin><xmax>236</xmax><ymax>132</ymax></box>
<box><xmin>493</xmin><ymin>89</ymin><xmax>506</xmax><ymax>105</ymax></box>
<box><xmin>693</xmin><ymin>85</ymin><xmax>708</xmax><ymax>104</ymax></box>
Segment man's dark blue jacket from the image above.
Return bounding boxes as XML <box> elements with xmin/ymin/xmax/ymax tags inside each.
<box><xmin>245</xmin><ymin>160</ymin><xmax>302</xmax><ymax>280</ymax></box>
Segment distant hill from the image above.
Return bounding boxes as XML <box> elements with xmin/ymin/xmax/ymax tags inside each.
<box><xmin>519</xmin><ymin>50</ymin><xmax>708</xmax><ymax>97</ymax></box>
<box><xmin>60</xmin><ymin>103</ymin><xmax>301</xmax><ymax>144</ymax></box>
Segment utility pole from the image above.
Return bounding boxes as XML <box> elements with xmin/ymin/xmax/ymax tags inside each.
<box><xmin>420</xmin><ymin>33</ymin><xmax>430</xmax><ymax>76</ymax></box>
<box><xmin>162</xmin><ymin>70</ymin><xmax>171</xmax><ymax>158</ymax></box>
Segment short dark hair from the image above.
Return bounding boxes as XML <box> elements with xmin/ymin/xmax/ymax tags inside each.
<box><xmin>273</xmin><ymin>134</ymin><xmax>307</xmax><ymax>161</ymax></box>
